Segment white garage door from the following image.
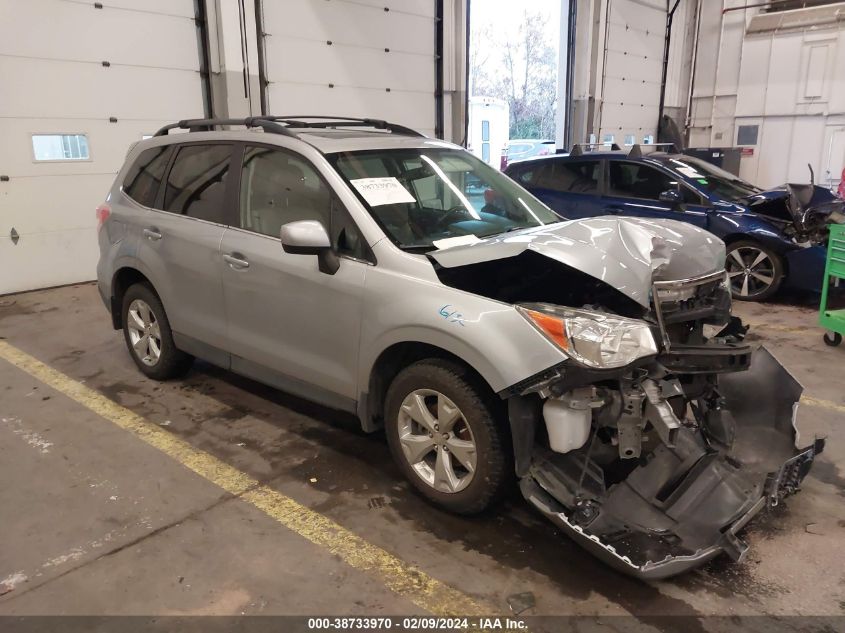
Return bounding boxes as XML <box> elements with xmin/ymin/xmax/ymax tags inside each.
<box><xmin>0</xmin><ymin>0</ymin><xmax>206</xmax><ymax>295</ymax></box>
<box><xmin>599</xmin><ymin>0</ymin><xmax>666</xmax><ymax>144</ymax></box>
<box><xmin>260</xmin><ymin>0</ymin><xmax>438</xmax><ymax>137</ymax></box>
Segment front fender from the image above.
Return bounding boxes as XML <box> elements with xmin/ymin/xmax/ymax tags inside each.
<box><xmin>358</xmin><ymin>267</ymin><xmax>568</xmax><ymax>396</ymax></box>
<box><xmin>710</xmin><ymin>213</ymin><xmax>795</xmax><ymax>254</ymax></box>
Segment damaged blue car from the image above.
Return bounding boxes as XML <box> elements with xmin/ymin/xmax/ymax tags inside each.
<box><xmin>506</xmin><ymin>146</ymin><xmax>845</xmax><ymax>301</ymax></box>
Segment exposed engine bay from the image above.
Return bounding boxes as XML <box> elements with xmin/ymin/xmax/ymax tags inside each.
<box><xmin>429</xmin><ymin>217</ymin><xmax>825</xmax><ymax>578</ymax></box>
<box><xmin>508</xmin><ymin>273</ymin><xmax>822</xmax><ymax>578</ymax></box>
<box><xmin>747</xmin><ymin>183</ymin><xmax>845</xmax><ymax>245</ymax></box>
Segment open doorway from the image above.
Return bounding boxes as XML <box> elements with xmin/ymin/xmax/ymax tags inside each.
<box><xmin>468</xmin><ymin>0</ymin><xmax>561</xmax><ymax>169</ymax></box>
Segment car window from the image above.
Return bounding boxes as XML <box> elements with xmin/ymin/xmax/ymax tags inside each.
<box><xmin>331</xmin><ymin>148</ymin><xmax>558</xmax><ymax>249</ymax></box>
<box><xmin>163</xmin><ymin>144</ymin><xmax>232</xmax><ymax>222</ymax></box>
<box><xmin>608</xmin><ymin>162</ymin><xmax>678</xmax><ymax>200</ymax></box>
<box><xmin>680</xmin><ymin>185</ymin><xmax>704</xmax><ymax>205</ymax></box>
<box><xmin>533</xmin><ymin>160</ymin><xmax>600</xmax><ymax>194</ymax></box>
<box><xmin>238</xmin><ymin>146</ymin><xmax>322</xmax><ymax>232</ymax></box>
<box><xmin>330</xmin><ymin>199</ymin><xmax>368</xmax><ymax>261</ymax></box>
<box><xmin>667</xmin><ymin>156</ymin><xmax>761</xmax><ymax>201</ymax></box>
<box><xmin>239</xmin><ymin>145</ymin><xmax>368</xmax><ymax>258</ymax></box>
<box><xmin>509</xmin><ymin>166</ymin><xmax>537</xmax><ymax>186</ymax></box>
<box><xmin>123</xmin><ymin>145</ymin><xmax>173</xmax><ymax>208</ymax></box>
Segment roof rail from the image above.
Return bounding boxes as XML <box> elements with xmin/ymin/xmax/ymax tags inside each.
<box><xmin>153</xmin><ymin>115</ymin><xmax>424</xmax><ymax>138</ymax></box>
<box><xmin>153</xmin><ymin>117</ymin><xmax>297</xmax><ymax>137</ymax></box>
<box><xmin>265</xmin><ymin>115</ymin><xmax>425</xmax><ymax>137</ymax></box>
<box><xmin>568</xmin><ymin>142</ymin><xmax>622</xmax><ymax>157</ymax></box>
<box><xmin>627</xmin><ymin>143</ymin><xmax>677</xmax><ymax>158</ymax></box>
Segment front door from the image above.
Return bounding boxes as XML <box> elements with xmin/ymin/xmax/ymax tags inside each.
<box><xmin>603</xmin><ymin>160</ymin><xmax>709</xmax><ymax>228</ymax></box>
<box><xmin>219</xmin><ymin>144</ymin><xmax>368</xmax><ymax>410</ymax></box>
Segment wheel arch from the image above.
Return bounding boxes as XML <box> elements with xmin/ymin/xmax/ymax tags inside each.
<box><xmin>109</xmin><ymin>267</ymin><xmax>157</xmax><ymax>329</ymax></box>
<box><xmin>722</xmin><ymin>234</ymin><xmax>790</xmax><ymax>276</ymax></box>
<box><xmin>359</xmin><ymin>341</ymin><xmax>503</xmax><ymax>433</ymax></box>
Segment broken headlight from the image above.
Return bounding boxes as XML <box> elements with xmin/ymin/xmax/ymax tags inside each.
<box><xmin>517</xmin><ymin>303</ymin><xmax>658</xmax><ymax>369</ymax></box>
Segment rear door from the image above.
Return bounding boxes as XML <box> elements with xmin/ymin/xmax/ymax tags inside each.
<box><xmin>514</xmin><ymin>158</ymin><xmax>603</xmax><ymax>219</ymax></box>
<box><xmin>219</xmin><ymin>144</ymin><xmax>369</xmax><ymax>410</ymax></box>
<box><xmin>603</xmin><ymin>160</ymin><xmax>709</xmax><ymax>227</ymax></box>
<box><xmin>134</xmin><ymin>142</ymin><xmax>234</xmax><ymax>365</ymax></box>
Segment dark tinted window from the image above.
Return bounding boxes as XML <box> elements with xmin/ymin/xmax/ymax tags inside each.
<box><xmin>123</xmin><ymin>146</ymin><xmax>173</xmax><ymax>207</ymax></box>
<box><xmin>331</xmin><ymin>199</ymin><xmax>368</xmax><ymax>260</ymax></box>
<box><xmin>680</xmin><ymin>185</ymin><xmax>704</xmax><ymax>205</ymax></box>
<box><xmin>533</xmin><ymin>160</ymin><xmax>600</xmax><ymax>194</ymax></box>
<box><xmin>238</xmin><ymin>146</ymin><xmax>331</xmax><ymax>238</ymax></box>
<box><xmin>509</xmin><ymin>165</ymin><xmax>538</xmax><ymax>186</ymax></box>
<box><xmin>163</xmin><ymin>144</ymin><xmax>232</xmax><ymax>222</ymax></box>
<box><xmin>737</xmin><ymin>124</ymin><xmax>758</xmax><ymax>145</ymax></box>
<box><xmin>608</xmin><ymin>162</ymin><xmax>677</xmax><ymax>200</ymax></box>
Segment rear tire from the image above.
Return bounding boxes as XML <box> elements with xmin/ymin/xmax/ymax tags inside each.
<box><xmin>384</xmin><ymin>359</ymin><xmax>510</xmax><ymax>514</ymax></box>
<box><xmin>121</xmin><ymin>283</ymin><xmax>193</xmax><ymax>380</ymax></box>
<box><xmin>823</xmin><ymin>332</ymin><xmax>842</xmax><ymax>347</ymax></box>
<box><xmin>725</xmin><ymin>240</ymin><xmax>784</xmax><ymax>302</ymax></box>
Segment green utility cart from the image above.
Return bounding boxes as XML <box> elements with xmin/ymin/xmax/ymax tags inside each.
<box><xmin>820</xmin><ymin>222</ymin><xmax>845</xmax><ymax>347</ymax></box>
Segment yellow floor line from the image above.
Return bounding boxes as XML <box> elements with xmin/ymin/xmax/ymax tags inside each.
<box><xmin>746</xmin><ymin>321</ymin><xmax>811</xmax><ymax>334</ymax></box>
<box><xmin>802</xmin><ymin>395</ymin><xmax>845</xmax><ymax>415</ymax></box>
<box><xmin>0</xmin><ymin>340</ymin><xmax>491</xmax><ymax>616</ymax></box>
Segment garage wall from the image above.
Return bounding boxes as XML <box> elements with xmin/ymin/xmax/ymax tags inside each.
<box><xmin>258</xmin><ymin>0</ymin><xmax>440</xmax><ymax>137</ymax></box>
<box><xmin>689</xmin><ymin>1</ymin><xmax>845</xmax><ymax>189</ymax></box>
<box><xmin>0</xmin><ymin>0</ymin><xmax>464</xmax><ymax>295</ymax></box>
<box><xmin>0</xmin><ymin>0</ymin><xmax>207</xmax><ymax>295</ymax></box>
<box><xmin>569</xmin><ymin>0</ymin><xmax>696</xmax><ymax>147</ymax></box>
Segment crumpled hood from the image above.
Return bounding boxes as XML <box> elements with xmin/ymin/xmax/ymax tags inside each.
<box><xmin>745</xmin><ymin>184</ymin><xmax>845</xmax><ymax>232</ymax></box>
<box><xmin>429</xmin><ymin>217</ymin><xmax>725</xmax><ymax>307</ymax></box>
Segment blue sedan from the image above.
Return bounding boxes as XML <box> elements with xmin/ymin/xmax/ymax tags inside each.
<box><xmin>505</xmin><ymin>147</ymin><xmax>844</xmax><ymax>301</ymax></box>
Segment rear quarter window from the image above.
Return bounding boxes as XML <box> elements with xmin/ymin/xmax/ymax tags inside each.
<box><xmin>122</xmin><ymin>145</ymin><xmax>173</xmax><ymax>208</ymax></box>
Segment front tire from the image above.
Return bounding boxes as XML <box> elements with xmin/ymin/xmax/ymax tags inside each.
<box><xmin>384</xmin><ymin>359</ymin><xmax>510</xmax><ymax>514</ymax></box>
<box><xmin>725</xmin><ymin>240</ymin><xmax>784</xmax><ymax>302</ymax></box>
<box><xmin>121</xmin><ymin>283</ymin><xmax>193</xmax><ymax>380</ymax></box>
<box><xmin>824</xmin><ymin>332</ymin><xmax>842</xmax><ymax>347</ymax></box>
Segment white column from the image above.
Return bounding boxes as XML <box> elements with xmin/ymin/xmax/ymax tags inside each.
<box><xmin>205</xmin><ymin>0</ymin><xmax>262</xmax><ymax>118</ymax></box>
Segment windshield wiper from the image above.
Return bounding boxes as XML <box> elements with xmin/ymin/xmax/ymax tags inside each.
<box><xmin>398</xmin><ymin>244</ymin><xmax>436</xmax><ymax>252</ymax></box>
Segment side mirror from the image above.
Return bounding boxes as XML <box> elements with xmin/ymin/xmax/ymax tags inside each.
<box><xmin>280</xmin><ymin>220</ymin><xmax>339</xmax><ymax>275</ymax></box>
<box><xmin>658</xmin><ymin>189</ymin><xmax>683</xmax><ymax>204</ymax></box>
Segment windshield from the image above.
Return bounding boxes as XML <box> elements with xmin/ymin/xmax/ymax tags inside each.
<box><xmin>665</xmin><ymin>156</ymin><xmax>761</xmax><ymax>201</ymax></box>
<box><xmin>329</xmin><ymin>148</ymin><xmax>560</xmax><ymax>249</ymax></box>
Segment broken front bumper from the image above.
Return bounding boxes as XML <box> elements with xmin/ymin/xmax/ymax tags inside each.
<box><xmin>517</xmin><ymin>347</ymin><xmax>825</xmax><ymax>580</ymax></box>
<box><xmin>521</xmin><ymin>439</ymin><xmax>823</xmax><ymax>580</ymax></box>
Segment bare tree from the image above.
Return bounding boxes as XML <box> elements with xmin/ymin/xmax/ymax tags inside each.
<box><xmin>471</xmin><ymin>9</ymin><xmax>558</xmax><ymax>139</ymax></box>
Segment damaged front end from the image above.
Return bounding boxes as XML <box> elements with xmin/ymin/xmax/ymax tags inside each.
<box><xmin>747</xmin><ymin>183</ymin><xmax>845</xmax><ymax>245</ymax></box>
<box><xmin>506</xmin><ymin>271</ymin><xmax>824</xmax><ymax>579</ymax></box>
<box><xmin>428</xmin><ymin>217</ymin><xmax>824</xmax><ymax>578</ymax></box>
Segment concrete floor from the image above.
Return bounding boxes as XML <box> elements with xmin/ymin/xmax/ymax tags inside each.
<box><xmin>1</xmin><ymin>282</ymin><xmax>844</xmax><ymax>622</ymax></box>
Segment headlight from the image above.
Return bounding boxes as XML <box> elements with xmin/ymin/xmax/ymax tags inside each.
<box><xmin>517</xmin><ymin>303</ymin><xmax>658</xmax><ymax>369</ymax></box>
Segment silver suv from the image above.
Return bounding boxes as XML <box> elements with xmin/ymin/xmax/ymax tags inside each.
<box><xmin>97</xmin><ymin>116</ymin><xmax>822</xmax><ymax>579</ymax></box>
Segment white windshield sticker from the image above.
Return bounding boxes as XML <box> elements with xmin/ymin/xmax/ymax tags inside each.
<box><xmin>677</xmin><ymin>166</ymin><xmax>702</xmax><ymax>179</ymax></box>
<box><xmin>432</xmin><ymin>234</ymin><xmax>481</xmax><ymax>250</ymax></box>
<box><xmin>350</xmin><ymin>177</ymin><xmax>416</xmax><ymax>206</ymax></box>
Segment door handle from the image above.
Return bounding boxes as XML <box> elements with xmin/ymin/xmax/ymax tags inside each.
<box><xmin>143</xmin><ymin>227</ymin><xmax>162</xmax><ymax>241</ymax></box>
<box><xmin>605</xmin><ymin>205</ymin><xmax>624</xmax><ymax>214</ymax></box>
<box><xmin>223</xmin><ymin>253</ymin><xmax>250</xmax><ymax>270</ymax></box>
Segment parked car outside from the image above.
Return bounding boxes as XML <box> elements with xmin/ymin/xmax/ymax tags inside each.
<box><xmin>97</xmin><ymin>117</ymin><xmax>822</xmax><ymax>579</ymax></box>
<box><xmin>501</xmin><ymin>139</ymin><xmax>555</xmax><ymax>170</ymax></box>
<box><xmin>506</xmin><ymin>148</ymin><xmax>845</xmax><ymax>301</ymax></box>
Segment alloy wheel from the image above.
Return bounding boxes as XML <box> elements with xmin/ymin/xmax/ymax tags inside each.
<box><xmin>726</xmin><ymin>246</ymin><xmax>776</xmax><ymax>298</ymax></box>
<box><xmin>397</xmin><ymin>389</ymin><xmax>478</xmax><ymax>494</ymax></box>
<box><xmin>126</xmin><ymin>299</ymin><xmax>162</xmax><ymax>366</ymax></box>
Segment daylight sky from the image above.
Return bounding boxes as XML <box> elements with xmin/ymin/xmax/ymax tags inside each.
<box><xmin>471</xmin><ymin>0</ymin><xmax>560</xmax><ymax>51</ymax></box>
